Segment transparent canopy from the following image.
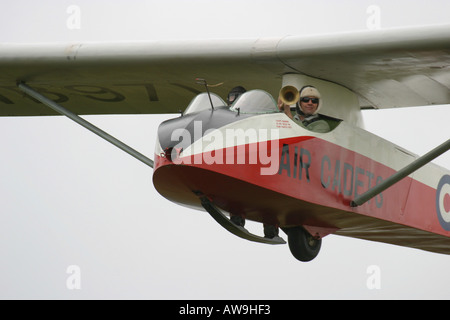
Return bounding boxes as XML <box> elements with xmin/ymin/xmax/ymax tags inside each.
<box><xmin>184</xmin><ymin>90</ymin><xmax>278</xmax><ymax>116</ymax></box>
<box><xmin>230</xmin><ymin>90</ymin><xmax>278</xmax><ymax>114</ymax></box>
<box><xmin>183</xmin><ymin>92</ymin><xmax>226</xmax><ymax>115</ymax></box>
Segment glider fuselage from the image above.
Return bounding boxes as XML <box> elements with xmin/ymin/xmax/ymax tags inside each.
<box><xmin>153</xmin><ymin>91</ymin><xmax>450</xmax><ymax>255</ymax></box>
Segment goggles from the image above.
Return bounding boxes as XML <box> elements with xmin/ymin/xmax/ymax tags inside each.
<box><xmin>300</xmin><ymin>97</ymin><xmax>319</xmax><ymax>104</ymax></box>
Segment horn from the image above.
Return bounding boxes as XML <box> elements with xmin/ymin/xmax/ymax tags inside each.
<box><xmin>279</xmin><ymin>85</ymin><xmax>300</xmax><ymax>105</ymax></box>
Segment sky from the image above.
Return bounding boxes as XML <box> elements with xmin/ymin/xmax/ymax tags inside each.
<box><xmin>0</xmin><ymin>0</ymin><xmax>449</xmax><ymax>299</ymax></box>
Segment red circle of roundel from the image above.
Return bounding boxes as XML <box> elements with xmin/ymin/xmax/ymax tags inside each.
<box><xmin>436</xmin><ymin>175</ymin><xmax>450</xmax><ymax>231</ymax></box>
<box><xmin>445</xmin><ymin>193</ymin><xmax>450</xmax><ymax>213</ymax></box>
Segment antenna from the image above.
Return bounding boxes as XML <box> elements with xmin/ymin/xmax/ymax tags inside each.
<box><xmin>195</xmin><ymin>78</ymin><xmax>224</xmax><ymax>111</ymax></box>
<box><xmin>195</xmin><ymin>78</ymin><xmax>214</xmax><ymax>110</ymax></box>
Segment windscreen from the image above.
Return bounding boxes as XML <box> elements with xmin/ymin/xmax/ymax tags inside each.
<box><xmin>230</xmin><ymin>90</ymin><xmax>278</xmax><ymax>114</ymax></box>
<box><xmin>183</xmin><ymin>93</ymin><xmax>226</xmax><ymax>115</ymax></box>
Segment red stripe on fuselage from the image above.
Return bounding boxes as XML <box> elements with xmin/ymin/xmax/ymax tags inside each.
<box><xmin>154</xmin><ymin>136</ymin><xmax>448</xmax><ymax>238</ymax></box>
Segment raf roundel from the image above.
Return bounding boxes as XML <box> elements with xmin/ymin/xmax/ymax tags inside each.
<box><xmin>436</xmin><ymin>175</ymin><xmax>450</xmax><ymax>231</ymax></box>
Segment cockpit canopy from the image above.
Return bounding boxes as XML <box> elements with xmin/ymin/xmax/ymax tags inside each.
<box><xmin>183</xmin><ymin>90</ymin><xmax>278</xmax><ymax>116</ymax></box>
<box><xmin>183</xmin><ymin>92</ymin><xmax>226</xmax><ymax>115</ymax></box>
<box><xmin>230</xmin><ymin>90</ymin><xmax>278</xmax><ymax>114</ymax></box>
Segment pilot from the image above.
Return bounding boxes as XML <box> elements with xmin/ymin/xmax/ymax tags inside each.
<box><xmin>278</xmin><ymin>85</ymin><xmax>331</xmax><ymax>133</ymax></box>
<box><xmin>227</xmin><ymin>86</ymin><xmax>246</xmax><ymax>106</ymax></box>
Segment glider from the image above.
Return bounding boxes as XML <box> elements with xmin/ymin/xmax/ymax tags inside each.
<box><xmin>1</xmin><ymin>24</ymin><xmax>449</xmax><ymax>261</ymax></box>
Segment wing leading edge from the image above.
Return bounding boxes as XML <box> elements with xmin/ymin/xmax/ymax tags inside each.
<box><xmin>0</xmin><ymin>24</ymin><xmax>449</xmax><ymax>116</ymax></box>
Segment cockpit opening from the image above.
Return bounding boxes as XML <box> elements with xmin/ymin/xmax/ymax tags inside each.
<box><xmin>182</xmin><ymin>89</ymin><xmax>341</xmax><ymax>132</ymax></box>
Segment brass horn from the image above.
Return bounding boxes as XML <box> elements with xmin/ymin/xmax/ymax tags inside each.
<box><xmin>279</xmin><ymin>85</ymin><xmax>300</xmax><ymax>105</ymax></box>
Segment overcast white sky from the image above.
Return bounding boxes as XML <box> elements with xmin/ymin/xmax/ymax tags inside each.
<box><xmin>0</xmin><ymin>0</ymin><xmax>449</xmax><ymax>299</ymax></box>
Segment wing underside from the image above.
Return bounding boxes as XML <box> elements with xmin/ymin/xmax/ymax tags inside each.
<box><xmin>0</xmin><ymin>24</ymin><xmax>449</xmax><ymax>116</ymax></box>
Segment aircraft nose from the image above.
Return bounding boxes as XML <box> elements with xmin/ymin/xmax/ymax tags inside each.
<box><xmin>156</xmin><ymin>113</ymin><xmax>203</xmax><ymax>160</ymax></box>
<box><xmin>156</xmin><ymin>107</ymin><xmax>250</xmax><ymax>164</ymax></box>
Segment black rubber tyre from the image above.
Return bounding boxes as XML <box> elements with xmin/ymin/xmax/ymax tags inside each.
<box><xmin>286</xmin><ymin>226</ymin><xmax>321</xmax><ymax>262</ymax></box>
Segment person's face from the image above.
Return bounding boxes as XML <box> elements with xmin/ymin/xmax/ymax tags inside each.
<box><xmin>300</xmin><ymin>96</ymin><xmax>319</xmax><ymax>115</ymax></box>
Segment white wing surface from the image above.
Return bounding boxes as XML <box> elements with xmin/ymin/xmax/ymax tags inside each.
<box><xmin>0</xmin><ymin>24</ymin><xmax>449</xmax><ymax>116</ymax></box>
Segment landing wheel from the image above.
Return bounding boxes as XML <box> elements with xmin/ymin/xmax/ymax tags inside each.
<box><xmin>285</xmin><ymin>227</ymin><xmax>321</xmax><ymax>262</ymax></box>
